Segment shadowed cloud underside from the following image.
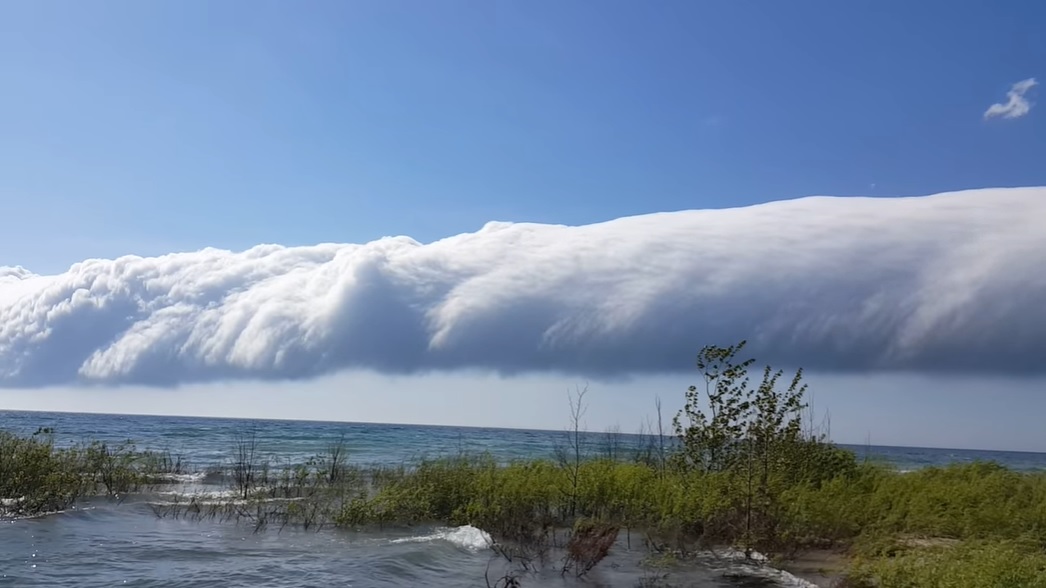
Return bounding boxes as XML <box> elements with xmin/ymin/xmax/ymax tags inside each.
<box><xmin>1</xmin><ymin>187</ymin><xmax>1044</xmax><ymax>387</ymax></box>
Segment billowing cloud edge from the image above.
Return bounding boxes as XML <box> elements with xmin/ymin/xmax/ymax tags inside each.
<box><xmin>2</xmin><ymin>186</ymin><xmax>1045</xmax><ymax>387</ymax></box>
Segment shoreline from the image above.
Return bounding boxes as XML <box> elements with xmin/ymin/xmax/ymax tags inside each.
<box><xmin>781</xmin><ymin>549</ymin><xmax>850</xmax><ymax>588</ymax></box>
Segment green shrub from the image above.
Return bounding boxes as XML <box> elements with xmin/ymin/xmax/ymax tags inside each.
<box><xmin>0</xmin><ymin>430</ymin><xmax>85</xmax><ymax>516</ymax></box>
<box><xmin>848</xmin><ymin>540</ymin><xmax>1046</xmax><ymax>588</ymax></box>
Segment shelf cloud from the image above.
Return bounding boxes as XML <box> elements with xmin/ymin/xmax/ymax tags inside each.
<box><xmin>2</xmin><ymin>187</ymin><xmax>1044</xmax><ymax>387</ymax></box>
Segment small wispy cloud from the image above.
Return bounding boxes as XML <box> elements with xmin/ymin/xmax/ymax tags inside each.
<box><xmin>984</xmin><ymin>78</ymin><xmax>1038</xmax><ymax>120</ymax></box>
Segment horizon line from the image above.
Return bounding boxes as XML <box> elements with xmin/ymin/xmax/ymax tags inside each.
<box><xmin>1</xmin><ymin>407</ymin><xmax>1041</xmax><ymax>456</ymax></box>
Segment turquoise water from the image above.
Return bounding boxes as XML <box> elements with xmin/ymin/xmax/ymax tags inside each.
<box><xmin>2</xmin><ymin>410</ymin><xmax>1044</xmax><ymax>587</ymax></box>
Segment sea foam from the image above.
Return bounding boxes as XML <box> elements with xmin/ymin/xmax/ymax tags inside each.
<box><xmin>153</xmin><ymin>472</ymin><xmax>208</xmax><ymax>483</ymax></box>
<box><xmin>716</xmin><ymin>548</ymin><xmax>821</xmax><ymax>588</ymax></box>
<box><xmin>390</xmin><ymin>525</ymin><xmax>493</xmax><ymax>551</ymax></box>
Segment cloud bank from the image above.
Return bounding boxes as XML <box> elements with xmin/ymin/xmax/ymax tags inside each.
<box><xmin>984</xmin><ymin>78</ymin><xmax>1038</xmax><ymax>119</ymax></box>
<box><xmin>2</xmin><ymin>187</ymin><xmax>1045</xmax><ymax>387</ymax></box>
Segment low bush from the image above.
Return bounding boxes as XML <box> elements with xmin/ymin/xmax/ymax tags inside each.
<box><xmin>847</xmin><ymin>540</ymin><xmax>1046</xmax><ymax>588</ymax></box>
<box><xmin>0</xmin><ymin>430</ymin><xmax>85</xmax><ymax>515</ymax></box>
<box><xmin>0</xmin><ymin>430</ymin><xmax>192</xmax><ymax>517</ymax></box>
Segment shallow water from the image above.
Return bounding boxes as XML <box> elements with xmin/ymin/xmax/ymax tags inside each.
<box><xmin>2</xmin><ymin>410</ymin><xmax>1045</xmax><ymax>587</ymax></box>
<box><xmin>0</xmin><ymin>500</ymin><xmax>800</xmax><ymax>587</ymax></box>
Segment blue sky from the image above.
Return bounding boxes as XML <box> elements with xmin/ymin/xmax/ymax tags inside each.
<box><xmin>2</xmin><ymin>0</ymin><xmax>1043</xmax><ymax>273</ymax></box>
<box><xmin>1</xmin><ymin>1</ymin><xmax>1045</xmax><ymax>451</ymax></box>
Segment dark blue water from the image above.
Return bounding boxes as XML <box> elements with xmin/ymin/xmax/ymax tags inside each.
<box><xmin>2</xmin><ymin>410</ymin><xmax>1044</xmax><ymax>587</ymax></box>
<box><xmin>4</xmin><ymin>410</ymin><xmax>1044</xmax><ymax>473</ymax></box>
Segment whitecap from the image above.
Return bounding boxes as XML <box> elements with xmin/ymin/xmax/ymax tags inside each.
<box><xmin>713</xmin><ymin>548</ymin><xmax>821</xmax><ymax>588</ymax></box>
<box><xmin>152</xmin><ymin>472</ymin><xmax>207</xmax><ymax>483</ymax></box>
<box><xmin>157</xmin><ymin>488</ymin><xmax>240</xmax><ymax>499</ymax></box>
<box><xmin>390</xmin><ymin>525</ymin><xmax>492</xmax><ymax>551</ymax></box>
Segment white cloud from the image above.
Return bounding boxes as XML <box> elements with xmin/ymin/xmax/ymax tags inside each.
<box><xmin>984</xmin><ymin>78</ymin><xmax>1038</xmax><ymax>120</ymax></box>
<box><xmin>1</xmin><ymin>187</ymin><xmax>1045</xmax><ymax>387</ymax></box>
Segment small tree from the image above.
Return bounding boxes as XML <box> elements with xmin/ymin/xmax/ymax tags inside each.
<box><xmin>654</xmin><ymin>395</ymin><xmax>668</xmax><ymax>477</ymax></box>
<box><xmin>672</xmin><ymin>340</ymin><xmax>755</xmax><ymax>473</ymax></box>
<box><xmin>555</xmin><ymin>384</ymin><xmax>588</xmax><ymax>518</ymax></box>
<box><xmin>672</xmin><ymin>340</ymin><xmax>819</xmax><ymax>555</ymax></box>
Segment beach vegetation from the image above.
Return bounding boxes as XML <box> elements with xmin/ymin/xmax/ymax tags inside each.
<box><xmin>0</xmin><ymin>429</ymin><xmax>191</xmax><ymax>516</ymax></box>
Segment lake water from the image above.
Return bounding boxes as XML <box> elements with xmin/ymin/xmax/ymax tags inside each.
<box><xmin>2</xmin><ymin>410</ymin><xmax>1045</xmax><ymax>587</ymax></box>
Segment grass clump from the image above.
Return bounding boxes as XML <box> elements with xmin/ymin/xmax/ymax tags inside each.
<box><xmin>0</xmin><ymin>429</ymin><xmax>85</xmax><ymax>516</ymax></box>
<box><xmin>0</xmin><ymin>428</ymin><xmax>193</xmax><ymax>517</ymax></box>
<box><xmin>847</xmin><ymin>539</ymin><xmax>1046</xmax><ymax>588</ymax></box>
<box><xmin>771</xmin><ymin>461</ymin><xmax>1046</xmax><ymax>556</ymax></box>
<box><xmin>859</xmin><ymin>462</ymin><xmax>1046</xmax><ymax>544</ymax></box>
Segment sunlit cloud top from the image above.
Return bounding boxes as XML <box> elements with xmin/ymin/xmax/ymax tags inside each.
<box><xmin>2</xmin><ymin>187</ymin><xmax>1044</xmax><ymax>387</ymax></box>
